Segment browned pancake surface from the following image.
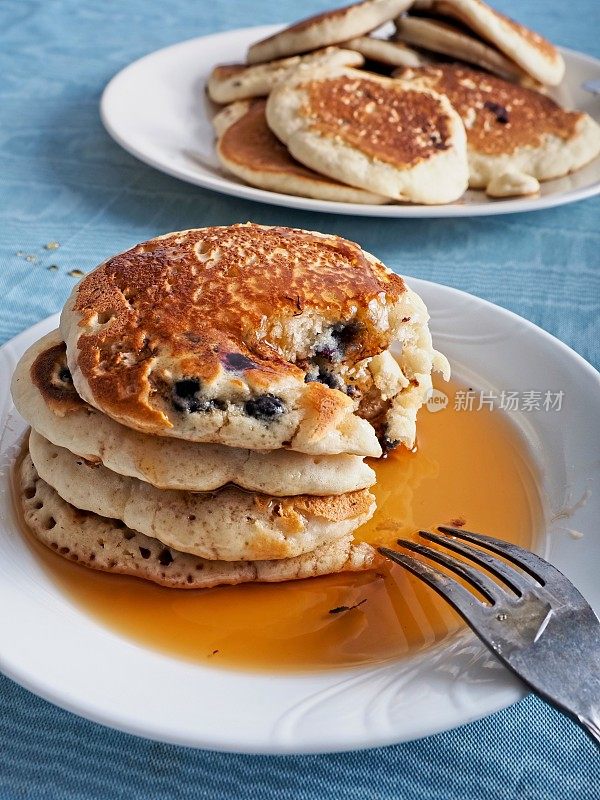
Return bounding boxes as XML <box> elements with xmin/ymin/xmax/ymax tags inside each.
<box><xmin>70</xmin><ymin>225</ymin><xmax>406</xmax><ymax>427</ymax></box>
<box><xmin>300</xmin><ymin>75</ymin><xmax>452</xmax><ymax>166</ymax></box>
<box><xmin>220</xmin><ymin>99</ymin><xmax>340</xmax><ymax>184</ymax></box>
<box><xmin>401</xmin><ymin>64</ymin><xmax>581</xmax><ymax>155</ymax></box>
<box><xmin>30</xmin><ymin>341</ymin><xmax>81</xmax><ymax>415</ymax></box>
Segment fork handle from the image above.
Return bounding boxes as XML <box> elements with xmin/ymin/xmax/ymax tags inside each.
<box><xmin>578</xmin><ymin>714</ymin><xmax>600</xmax><ymax>747</ymax></box>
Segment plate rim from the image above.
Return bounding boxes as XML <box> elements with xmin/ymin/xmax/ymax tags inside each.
<box><xmin>1</xmin><ymin>280</ymin><xmax>599</xmax><ymax>752</ymax></box>
<box><xmin>100</xmin><ymin>25</ymin><xmax>600</xmax><ymax>219</ymax></box>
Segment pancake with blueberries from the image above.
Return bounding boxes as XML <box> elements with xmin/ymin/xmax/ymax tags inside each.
<box><xmin>59</xmin><ymin>224</ymin><xmax>449</xmax><ymax>456</ymax></box>
<box><xmin>395</xmin><ymin>64</ymin><xmax>600</xmax><ymax>197</ymax></box>
<box><xmin>11</xmin><ymin>331</ymin><xmax>376</xmax><ymax>496</ymax></box>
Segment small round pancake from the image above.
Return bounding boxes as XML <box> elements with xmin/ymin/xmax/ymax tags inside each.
<box><xmin>11</xmin><ymin>332</ymin><xmax>376</xmax><ymax>496</ymax></box>
<box><xmin>340</xmin><ymin>36</ymin><xmax>426</xmax><ymax>67</ymax></box>
<box><xmin>29</xmin><ymin>431</ymin><xmax>377</xmax><ymax>562</ymax></box>
<box><xmin>396</xmin><ymin>64</ymin><xmax>600</xmax><ymax>196</ymax></box>
<box><xmin>393</xmin><ymin>15</ymin><xmax>534</xmax><ymax>84</ymax></box>
<box><xmin>247</xmin><ymin>0</ymin><xmax>414</xmax><ymax>64</ymax></box>
<box><xmin>411</xmin><ymin>0</ymin><xmax>564</xmax><ymax>85</ymax></box>
<box><xmin>265</xmin><ymin>65</ymin><xmax>469</xmax><ymax>203</ymax></box>
<box><xmin>207</xmin><ymin>47</ymin><xmax>364</xmax><ymax>104</ymax></box>
<box><xmin>59</xmin><ymin>224</ymin><xmax>447</xmax><ymax>455</ymax></box>
<box><xmin>214</xmin><ymin>99</ymin><xmax>389</xmax><ymax>204</ymax></box>
<box><xmin>20</xmin><ymin>455</ymin><xmax>379</xmax><ymax>589</ymax></box>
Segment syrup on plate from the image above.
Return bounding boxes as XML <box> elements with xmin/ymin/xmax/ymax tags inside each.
<box><xmin>15</xmin><ymin>379</ymin><xmax>542</xmax><ymax>672</ymax></box>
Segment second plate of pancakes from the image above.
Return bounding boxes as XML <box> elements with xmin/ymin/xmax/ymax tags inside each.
<box><xmin>101</xmin><ymin>24</ymin><xmax>600</xmax><ymax>217</ymax></box>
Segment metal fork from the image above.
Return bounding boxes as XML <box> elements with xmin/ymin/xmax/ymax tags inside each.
<box><xmin>379</xmin><ymin>527</ymin><xmax>600</xmax><ymax>746</ymax></box>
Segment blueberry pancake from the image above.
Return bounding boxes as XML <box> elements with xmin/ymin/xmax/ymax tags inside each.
<box><xmin>20</xmin><ymin>455</ymin><xmax>379</xmax><ymax>589</ymax></box>
<box><xmin>29</xmin><ymin>431</ymin><xmax>376</xmax><ymax>562</ymax></box>
<box><xmin>11</xmin><ymin>332</ymin><xmax>376</xmax><ymax>496</ymax></box>
<box><xmin>395</xmin><ymin>64</ymin><xmax>600</xmax><ymax>197</ymax></box>
<box><xmin>60</xmin><ymin>224</ymin><xmax>449</xmax><ymax>455</ymax></box>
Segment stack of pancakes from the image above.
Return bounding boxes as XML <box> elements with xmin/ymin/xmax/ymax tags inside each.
<box><xmin>206</xmin><ymin>0</ymin><xmax>600</xmax><ymax>201</ymax></box>
<box><xmin>12</xmin><ymin>223</ymin><xmax>449</xmax><ymax>589</ymax></box>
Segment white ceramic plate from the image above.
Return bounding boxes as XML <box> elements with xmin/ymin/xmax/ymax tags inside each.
<box><xmin>1</xmin><ymin>283</ymin><xmax>599</xmax><ymax>753</ymax></box>
<box><xmin>100</xmin><ymin>25</ymin><xmax>600</xmax><ymax>218</ymax></box>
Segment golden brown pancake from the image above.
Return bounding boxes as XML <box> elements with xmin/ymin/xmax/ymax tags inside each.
<box><xmin>265</xmin><ymin>65</ymin><xmax>469</xmax><ymax>203</ymax></box>
<box><xmin>397</xmin><ymin>64</ymin><xmax>580</xmax><ymax>156</ymax></box>
<box><xmin>302</xmin><ymin>75</ymin><xmax>453</xmax><ymax>167</ymax></box>
<box><xmin>66</xmin><ymin>224</ymin><xmax>404</xmax><ymax>403</ymax></box>
<box><xmin>395</xmin><ymin>64</ymin><xmax>600</xmax><ymax>194</ymax></box>
<box><xmin>60</xmin><ymin>224</ymin><xmax>450</xmax><ymax>455</ymax></box>
<box><xmin>12</xmin><ymin>332</ymin><xmax>376</xmax><ymax>495</ymax></box>
<box><xmin>215</xmin><ymin>99</ymin><xmax>388</xmax><ymax>203</ymax></box>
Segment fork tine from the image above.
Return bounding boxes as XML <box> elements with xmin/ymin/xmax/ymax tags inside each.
<box><xmin>378</xmin><ymin>547</ymin><xmax>491</xmax><ymax>620</ymax></box>
<box><xmin>396</xmin><ymin>539</ymin><xmax>506</xmax><ymax>605</ymax></box>
<box><xmin>438</xmin><ymin>526</ymin><xmax>558</xmax><ymax>586</ymax></box>
<box><xmin>419</xmin><ymin>530</ymin><xmax>532</xmax><ymax>597</ymax></box>
<box><xmin>437</xmin><ymin>526</ymin><xmax>588</xmax><ymax>607</ymax></box>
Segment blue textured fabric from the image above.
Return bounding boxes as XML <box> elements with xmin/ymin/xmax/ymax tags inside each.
<box><xmin>0</xmin><ymin>1</ymin><xmax>599</xmax><ymax>797</ymax></box>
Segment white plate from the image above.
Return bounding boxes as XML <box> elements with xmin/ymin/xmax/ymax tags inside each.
<box><xmin>1</xmin><ymin>282</ymin><xmax>599</xmax><ymax>752</ymax></box>
<box><xmin>100</xmin><ymin>25</ymin><xmax>600</xmax><ymax>218</ymax></box>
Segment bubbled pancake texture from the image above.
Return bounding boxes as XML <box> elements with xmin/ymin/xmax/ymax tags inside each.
<box><xmin>24</xmin><ymin>223</ymin><xmax>447</xmax><ymax>586</ymax></box>
<box><xmin>20</xmin><ymin>454</ymin><xmax>378</xmax><ymax>589</ymax></box>
<box><xmin>298</xmin><ymin>75</ymin><xmax>454</xmax><ymax>167</ymax></box>
<box><xmin>265</xmin><ymin>66</ymin><xmax>469</xmax><ymax>204</ymax></box>
<box><xmin>396</xmin><ymin>64</ymin><xmax>600</xmax><ymax>191</ymax></box>
<box><xmin>28</xmin><ymin>430</ymin><xmax>376</xmax><ymax>562</ymax></box>
<box><xmin>60</xmin><ymin>224</ymin><xmax>421</xmax><ymax>455</ymax></box>
<box><xmin>400</xmin><ymin>64</ymin><xmax>581</xmax><ymax>154</ymax></box>
<box><xmin>12</xmin><ymin>332</ymin><xmax>376</xmax><ymax>496</ymax></box>
<box><xmin>64</xmin><ymin>224</ymin><xmax>404</xmax><ymax>391</ymax></box>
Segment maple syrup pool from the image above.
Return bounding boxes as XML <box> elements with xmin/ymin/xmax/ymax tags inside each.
<box><xmin>15</xmin><ymin>378</ymin><xmax>543</xmax><ymax>672</ymax></box>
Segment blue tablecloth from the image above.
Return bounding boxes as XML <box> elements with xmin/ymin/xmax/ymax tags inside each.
<box><xmin>1</xmin><ymin>1</ymin><xmax>599</xmax><ymax>797</ymax></box>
